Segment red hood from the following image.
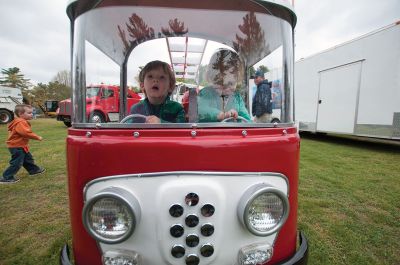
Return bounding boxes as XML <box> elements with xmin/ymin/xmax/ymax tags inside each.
<box><xmin>59</xmin><ymin>98</ymin><xmax>71</xmax><ymax>103</ymax></box>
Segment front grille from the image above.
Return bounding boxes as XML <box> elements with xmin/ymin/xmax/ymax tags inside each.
<box><xmin>83</xmin><ymin>172</ymin><xmax>289</xmax><ymax>264</ymax></box>
<box><xmin>59</xmin><ymin>101</ymin><xmax>72</xmax><ymax>115</ymax></box>
<box><xmin>169</xmin><ymin>192</ymin><xmax>215</xmax><ymax>265</ymax></box>
<box><xmin>60</xmin><ymin>102</ymin><xmax>66</xmax><ymax>114</ymax></box>
<box><xmin>66</xmin><ymin>102</ymin><xmax>71</xmax><ymax>114</ymax></box>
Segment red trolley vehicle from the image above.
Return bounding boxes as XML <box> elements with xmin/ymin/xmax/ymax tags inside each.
<box><xmin>61</xmin><ymin>0</ymin><xmax>308</xmax><ymax>264</ymax></box>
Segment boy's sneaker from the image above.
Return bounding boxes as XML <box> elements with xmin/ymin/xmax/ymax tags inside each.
<box><xmin>0</xmin><ymin>178</ymin><xmax>20</xmax><ymax>184</ymax></box>
<box><xmin>30</xmin><ymin>168</ymin><xmax>46</xmax><ymax>176</ymax></box>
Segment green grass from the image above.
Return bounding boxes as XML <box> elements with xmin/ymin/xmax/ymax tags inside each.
<box><xmin>0</xmin><ymin>120</ymin><xmax>399</xmax><ymax>265</ymax></box>
<box><xmin>298</xmin><ymin>133</ymin><xmax>400</xmax><ymax>265</ymax></box>
<box><xmin>0</xmin><ymin>119</ymin><xmax>71</xmax><ymax>265</ymax></box>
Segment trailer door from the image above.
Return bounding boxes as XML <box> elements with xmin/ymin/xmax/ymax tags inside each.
<box><xmin>316</xmin><ymin>61</ymin><xmax>362</xmax><ymax>133</ymax></box>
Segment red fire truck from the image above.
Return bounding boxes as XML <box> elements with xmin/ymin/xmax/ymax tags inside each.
<box><xmin>57</xmin><ymin>84</ymin><xmax>141</xmax><ymax>126</ymax></box>
<box><xmin>61</xmin><ymin>1</ymin><xmax>308</xmax><ymax>265</ymax></box>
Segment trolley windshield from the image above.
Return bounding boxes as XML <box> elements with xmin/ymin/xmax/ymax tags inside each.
<box><xmin>71</xmin><ymin>1</ymin><xmax>295</xmax><ymax>128</ymax></box>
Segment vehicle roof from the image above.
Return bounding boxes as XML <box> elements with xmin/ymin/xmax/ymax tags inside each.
<box><xmin>66</xmin><ymin>0</ymin><xmax>296</xmax><ymax>27</ymax></box>
<box><xmin>66</xmin><ymin>0</ymin><xmax>297</xmax><ymax>87</ymax></box>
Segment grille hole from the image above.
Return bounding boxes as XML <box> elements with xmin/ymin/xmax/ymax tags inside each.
<box><xmin>185</xmin><ymin>193</ymin><xmax>199</xmax><ymax>206</ymax></box>
<box><xmin>186</xmin><ymin>234</ymin><xmax>199</xmax><ymax>247</ymax></box>
<box><xmin>170</xmin><ymin>224</ymin><xmax>184</xmax><ymax>238</ymax></box>
<box><xmin>201</xmin><ymin>204</ymin><xmax>215</xmax><ymax>217</ymax></box>
<box><xmin>201</xmin><ymin>223</ymin><xmax>214</xmax><ymax>237</ymax></box>
<box><xmin>171</xmin><ymin>245</ymin><xmax>185</xmax><ymax>258</ymax></box>
<box><xmin>200</xmin><ymin>244</ymin><xmax>214</xmax><ymax>257</ymax></box>
<box><xmin>169</xmin><ymin>204</ymin><xmax>184</xmax><ymax>217</ymax></box>
<box><xmin>185</xmin><ymin>214</ymin><xmax>199</xmax><ymax>227</ymax></box>
<box><xmin>186</xmin><ymin>254</ymin><xmax>200</xmax><ymax>265</ymax></box>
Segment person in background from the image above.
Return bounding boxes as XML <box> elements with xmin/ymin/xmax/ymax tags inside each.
<box><xmin>32</xmin><ymin>107</ymin><xmax>37</xmax><ymax>119</ymax></box>
<box><xmin>198</xmin><ymin>49</ymin><xmax>251</xmax><ymax>122</ymax></box>
<box><xmin>1</xmin><ymin>104</ymin><xmax>45</xmax><ymax>184</ymax></box>
<box><xmin>130</xmin><ymin>60</ymin><xmax>185</xmax><ymax>123</ymax></box>
<box><xmin>252</xmin><ymin>70</ymin><xmax>272</xmax><ymax>123</ymax></box>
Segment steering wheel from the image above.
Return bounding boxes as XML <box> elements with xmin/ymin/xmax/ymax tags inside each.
<box><xmin>221</xmin><ymin>115</ymin><xmax>249</xmax><ymax>123</ymax></box>
<box><xmin>120</xmin><ymin>114</ymin><xmax>147</xmax><ymax>123</ymax></box>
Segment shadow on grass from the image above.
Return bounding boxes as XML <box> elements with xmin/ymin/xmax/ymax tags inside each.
<box><xmin>299</xmin><ymin>132</ymin><xmax>400</xmax><ymax>153</ymax></box>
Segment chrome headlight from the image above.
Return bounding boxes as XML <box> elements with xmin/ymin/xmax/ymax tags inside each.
<box><xmin>82</xmin><ymin>187</ymin><xmax>141</xmax><ymax>244</ymax></box>
<box><xmin>238</xmin><ymin>184</ymin><xmax>289</xmax><ymax>236</ymax></box>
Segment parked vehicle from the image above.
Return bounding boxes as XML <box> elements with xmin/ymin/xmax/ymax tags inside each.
<box><xmin>57</xmin><ymin>84</ymin><xmax>141</xmax><ymax>126</ymax></box>
<box><xmin>61</xmin><ymin>1</ymin><xmax>307</xmax><ymax>265</ymax></box>
<box><xmin>0</xmin><ymin>85</ymin><xmax>23</xmax><ymax>124</ymax></box>
<box><xmin>295</xmin><ymin>21</ymin><xmax>400</xmax><ymax>140</ymax></box>
<box><xmin>44</xmin><ymin>100</ymin><xmax>59</xmax><ymax>118</ymax></box>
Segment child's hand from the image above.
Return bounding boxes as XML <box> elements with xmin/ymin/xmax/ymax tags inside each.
<box><xmin>38</xmin><ymin>136</ymin><xmax>43</xmax><ymax>141</ymax></box>
<box><xmin>224</xmin><ymin>109</ymin><xmax>238</xmax><ymax>119</ymax></box>
<box><xmin>217</xmin><ymin>111</ymin><xmax>225</xmax><ymax>121</ymax></box>
<box><xmin>146</xmin><ymin>115</ymin><xmax>161</xmax><ymax>124</ymax></box>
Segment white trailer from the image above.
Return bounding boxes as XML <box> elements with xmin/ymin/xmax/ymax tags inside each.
<box><xmin>295</xmin><ymin>21</ymin><xmax>400</xmax><ymax>140</ymax></box>
<box><xmin>0</xmin><ymin>86</ymin><xmax>23</xmax><ymax>124</ymax></box>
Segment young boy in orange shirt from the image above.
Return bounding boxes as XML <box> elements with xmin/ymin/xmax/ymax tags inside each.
<box><xmin>1</xmin><ymin>104</ymin><xmax>45</xmax><ymax>184</ymax></box>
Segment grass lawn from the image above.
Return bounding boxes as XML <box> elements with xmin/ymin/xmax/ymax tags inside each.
<box><xmin>298</xmin><ymin>133</ymin><xmax>400</xmax><ymax>265</ymax></box>
<box><xmin>0</xmin><ymin>119</ymin><xmax>71</xmax><ymax>265</ymax></box>
<box><xmin>0</xmin><ymin>119</ymin><xmax>399</xmax><ymax>264</ymax></box>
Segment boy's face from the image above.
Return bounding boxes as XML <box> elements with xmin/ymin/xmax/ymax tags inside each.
<box><xmin>141</xmin><ymin>67</ymin><xmax>172</xmax><ymax>105</ymax></box>
<box><xmin>19</xmin><ymin>107</ymin><xmax>33</xmax><ymax>120</ymax></box>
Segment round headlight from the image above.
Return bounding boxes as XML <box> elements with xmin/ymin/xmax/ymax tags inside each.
<box><xmin>238</xmin><ymin>184</ymin><xmax>289</xmax><ymax>236</ymax></box>
<box><xmin>83</xmin><ymin>188</ymin><xmax>140</xmax><ymax>244</ymax></box>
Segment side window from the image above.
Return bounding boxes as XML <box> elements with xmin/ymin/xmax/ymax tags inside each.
<box><xmin>250</xmin><ymin>46</ymin><xmax>284</xmax><ymax>124</ymax></box>
<box><xmin>103</xmin><ymin>89</ymin><xmax>114</xmax><ymax>98</ymax></box>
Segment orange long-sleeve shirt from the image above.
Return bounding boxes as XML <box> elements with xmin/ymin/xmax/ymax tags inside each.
<box><xmin>6</xmin><ymin>117</ymin><xmax>41</xmax><ymax>152</ymax></box>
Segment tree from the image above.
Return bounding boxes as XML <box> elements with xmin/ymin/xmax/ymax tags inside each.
<box><xmin>248</xmin><ymin>66</ymin><xmax>268</xmax><ymax>79</ymax></box>
<box><xmin>161</xmin><ymin>18</ymin><xmax>188</xmax><ymax>37</ymax></box>
<box><xmin>249</xmin><ymin>66</ymin><xmax>256</xmax><ymax>78</ymax></box>
<box><xmin>118</xmin><ymin>13</ymin><xmax>155</xmax><ymax>55</ymax></box>
<box><xmin>233</xmin><ymin>12</ymin><xmax>268</xmax><ymax>67</ymax></box>
<box><xmin>27</xmin><ymin>81</ymin><xmax>72</xmax><ymax>113</ymax></box>
<box><xmin>0</xmin><ymin>67</ymin><xmax>31</xmax><ymax>89</ymax></box>
<box><xmin>129</xmin><ymin>86</ymin><xmax>141</xmax><ymax>93</ymax></box>
<box><xmin>257</xmin><ymin>65</ymin><xmax>269</xmax><ymax>74</ymax></box>
<box><xmin>52</xmin><ymin>70</ymin><xmax>71</xmax><ymax>88</ymax></box>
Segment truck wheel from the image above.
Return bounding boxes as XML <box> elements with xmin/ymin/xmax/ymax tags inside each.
<box><xmin>89</xmin><ymin>111</ymin><xmax>105</xmax><ymax>123</ymax></box>
<box><xmin>63</xmin><ymin>121</ymin><xmax>72</xmax><ymax>127</ymax></box>
<box><xmin>0</xmin><ymin>110</ymin><xmax>13</xmax><ymax>124</ymax></box>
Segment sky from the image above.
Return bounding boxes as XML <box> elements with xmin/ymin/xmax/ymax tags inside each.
<box><xmin>0</xmin><ymin>0</ymin><xmax>399</xmax><ymax>85</ymax></box>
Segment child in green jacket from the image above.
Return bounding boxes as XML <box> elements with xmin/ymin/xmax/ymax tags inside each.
<box><xmin>198</xmin><ymin>49</ymin><xmax>251</xmax><ymax>122</ymax></box>
<box><xmin>130</xmin><ymin>60</ymin><xmax>185</xmax><ymax>123</ymax></box>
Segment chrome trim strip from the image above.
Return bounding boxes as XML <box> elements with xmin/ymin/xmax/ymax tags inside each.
<box><xmin>71</xmin><ymin>122</ymin><xmax>295</xmax><ymax>129</ymax></box>
<box><xmin>83</xmin><ymin>171</ymin><xmax>290</xmax><ymax>201</ymax></box>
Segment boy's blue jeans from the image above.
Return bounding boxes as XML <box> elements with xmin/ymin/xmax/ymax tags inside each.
<box><xmin>2</xmin><ymin>148</ymin><xmax>41</xmax><ymax>180</ymax></box>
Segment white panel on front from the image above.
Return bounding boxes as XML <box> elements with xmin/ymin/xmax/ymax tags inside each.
<box><xmin>84</xmin><ymin>172</ymin><xmax>288</xmax><ymax>265</ymax></box>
